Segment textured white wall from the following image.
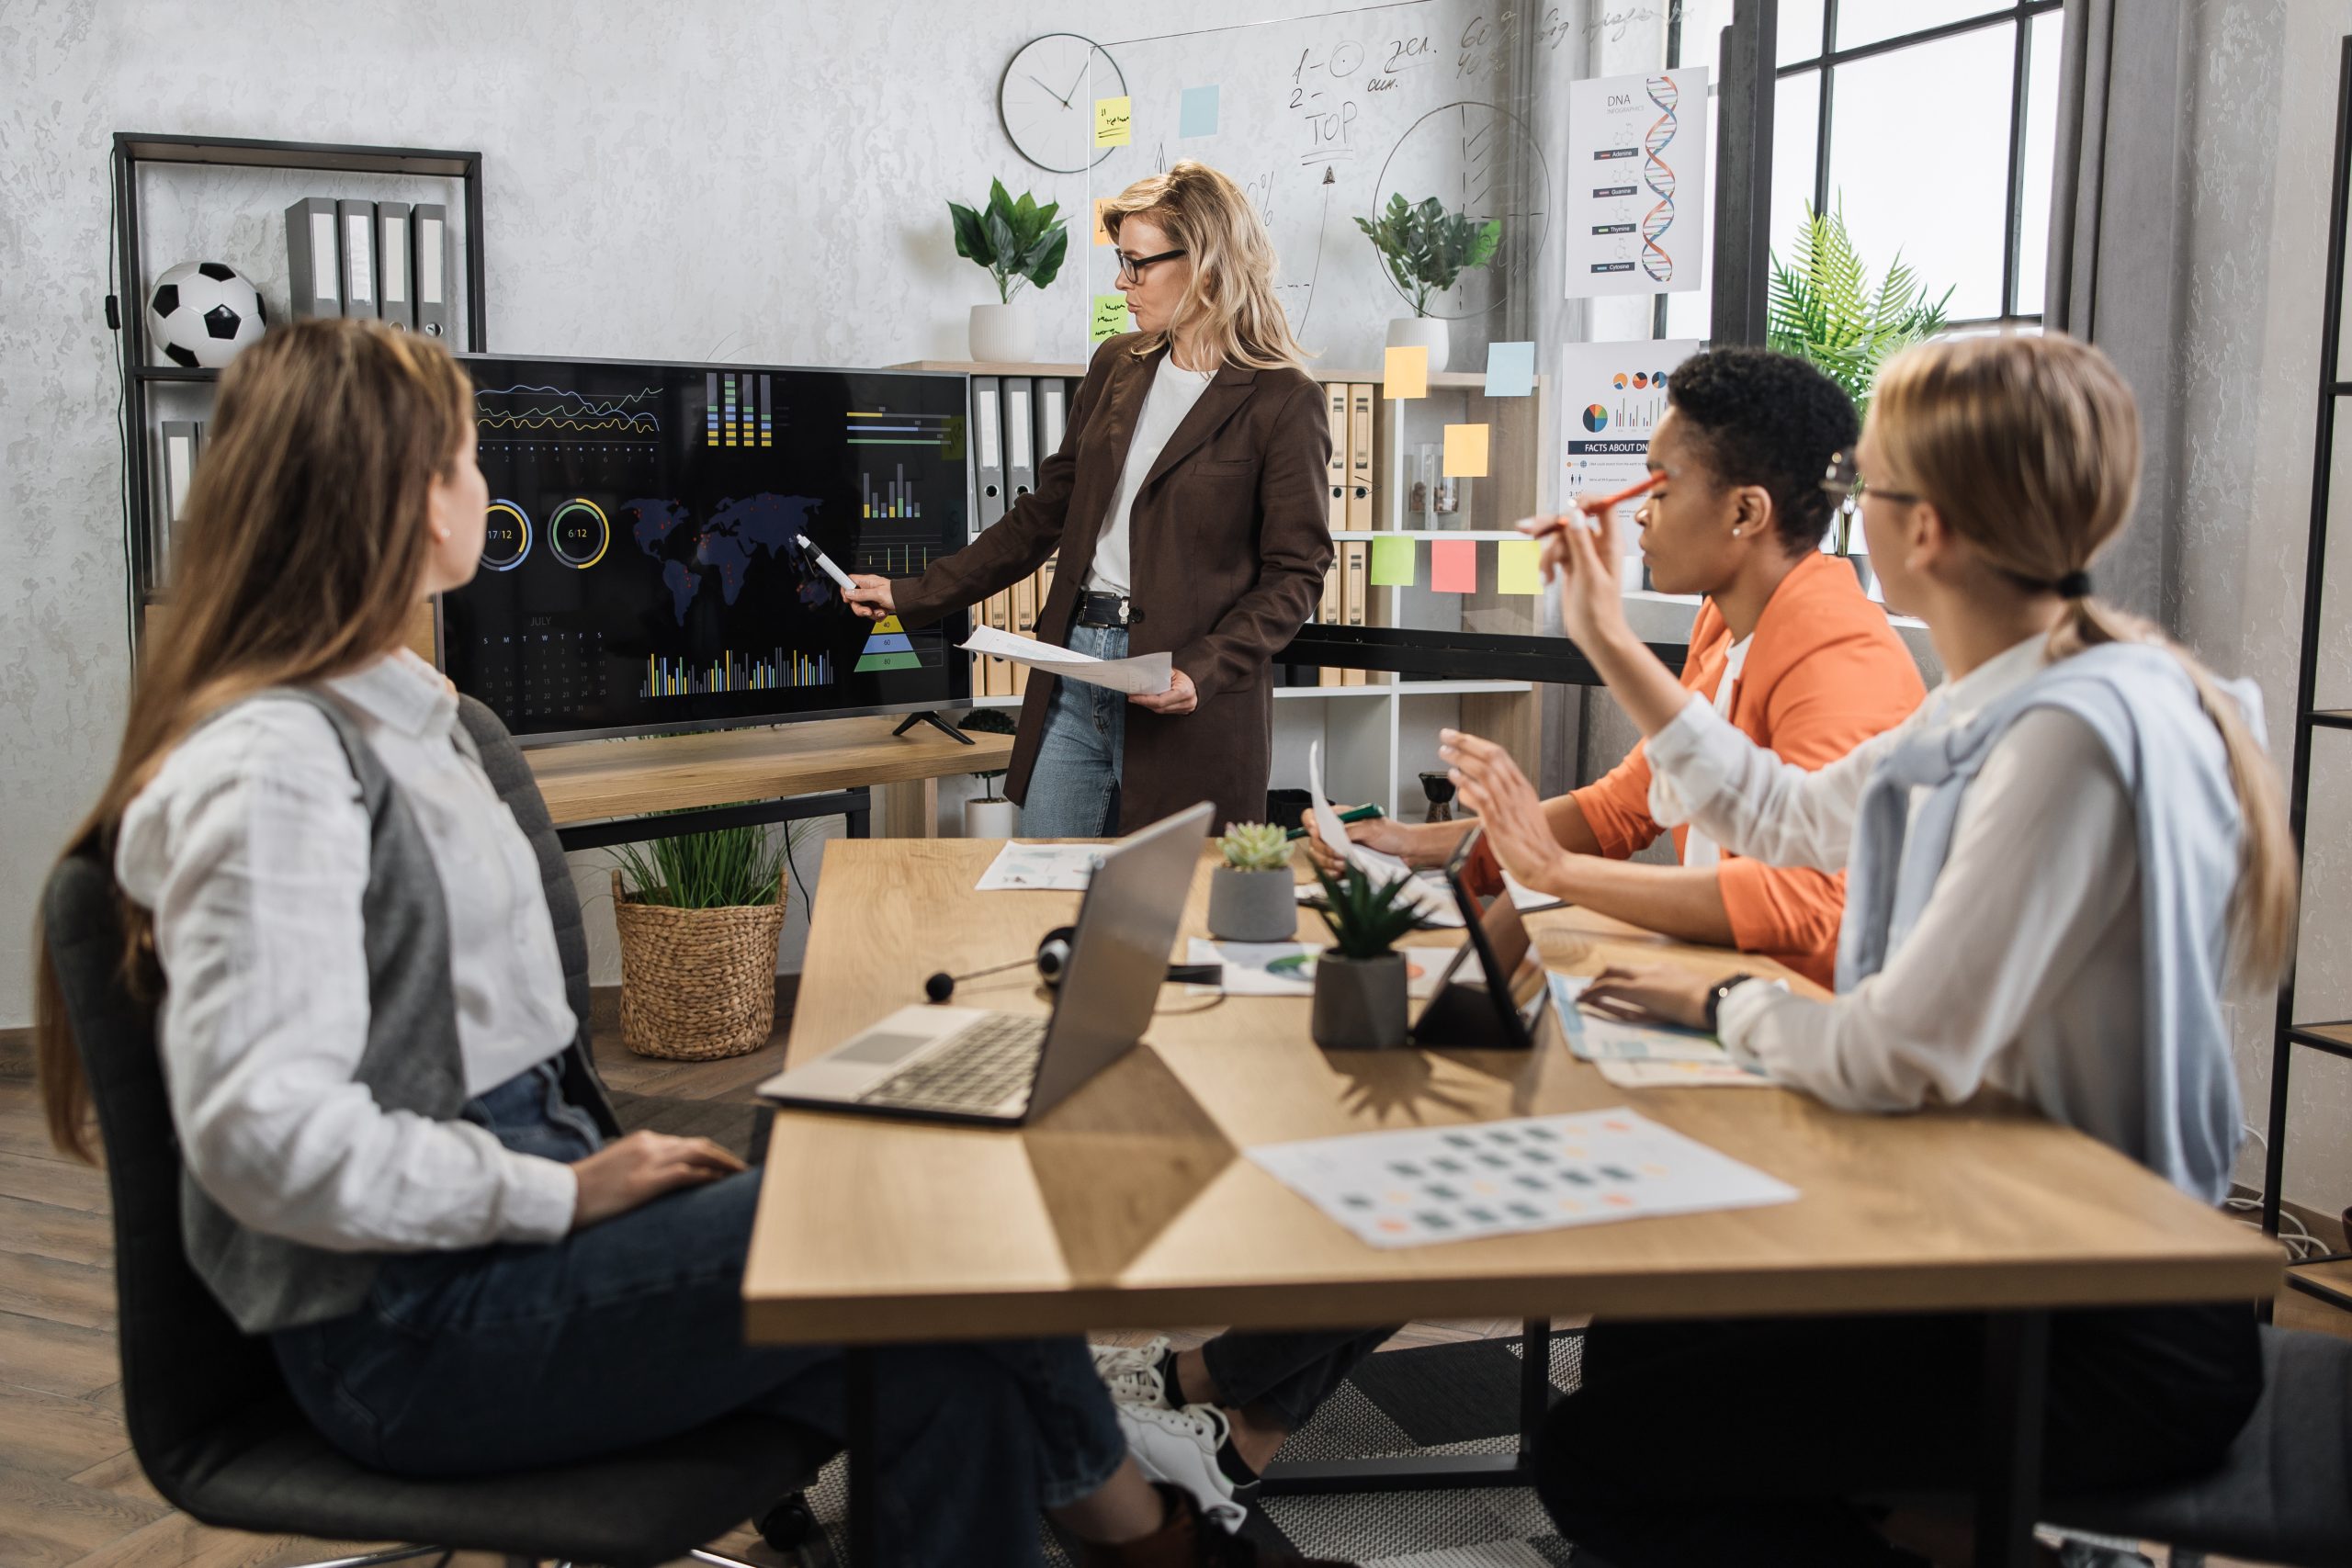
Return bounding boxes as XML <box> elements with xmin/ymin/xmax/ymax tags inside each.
<box><xmin>0</xmin><ymin>0</ymin><xmax>1514</xmax><ymax>1021</ymax></box>
<box><xmin>2174</xmin><ymin>0</ymin><xmax>2352</xmax><ymax>1210</ymax></box>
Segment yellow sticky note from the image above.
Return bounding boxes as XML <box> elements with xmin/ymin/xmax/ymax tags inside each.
<box><xmin>1383</xmin><ymin>344</ymin><xmax>1429</xmax><ymax>399</ymax></box>
<box><xmin>1090</xmin><ymin>293</ymin><xmax>1128</xmax><ymax>343</ymax></box>
<box><xmin>1369</xmin><ymin>535</ymin><xmax>1418</xmax><ymax>587</ymax></box>
<box><xmin>1442</xmin><ymin>422</ymin><xmax>1490</xmax><ymax>478</ymax></box>
<box><xmin>1093</xmin><ymin>197</ymin><xmax>1113</xmax><ymax>246</ymax></box>
<box><xmin>1498</xmin><ymin>538</ymin><xmax>1544</xmax><ymax>595</ymax></box>
<box><xmin>1094</xmin><ymin>96</ymin><xmax>1132</xmax><ymax>147</ymax></box>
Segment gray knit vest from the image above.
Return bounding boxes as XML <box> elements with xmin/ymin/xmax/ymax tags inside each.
<box><xmin>178</xmin><ymin>688</ymin><xmax>610</xmax><ymax>1335</ymax></box>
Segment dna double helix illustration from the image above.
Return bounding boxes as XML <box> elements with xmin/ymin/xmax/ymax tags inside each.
<box><xmin>1641</xmin><ymin>74</ymin><xmax>1679</xmax><ymax>283</ymax></box>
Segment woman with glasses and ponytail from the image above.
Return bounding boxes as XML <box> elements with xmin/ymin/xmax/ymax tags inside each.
<box><xmin>841</xmin><ymin>162</ymin><xmax>1331</xmax><ymax>837</ymax></box>
<box><xmin>1443</xmin><ymin>333</ymin><xmax>2292</xmax><ymax>1566</ymax></box>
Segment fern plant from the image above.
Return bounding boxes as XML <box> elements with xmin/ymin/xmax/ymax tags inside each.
<box><xmin>1766</xmin><ymin>201</ymin><xmax>1952</xmax><ymax>421</ymax></box>
<box><xmin>1310</xmin><ymin>862</ymin><xmax>1423</xmax><ymax>961</ymax></box>
<box><xmin>1355</xmin><ymin>194</ymin><xmax>1502</xmax><ymax>317</ymax></box>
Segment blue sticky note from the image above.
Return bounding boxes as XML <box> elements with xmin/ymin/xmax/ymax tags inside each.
<box><xmin>1180</xmin><ymin>85</ymin><xmax>1220</xmax><ymax>139</ymax></box>
<box><xmin>1485</xmin><ymin>340</ymin><xmax>1536</xmax><ymax>398</ymax></box>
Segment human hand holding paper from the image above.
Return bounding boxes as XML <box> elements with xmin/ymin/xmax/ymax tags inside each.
<box><xmin>1307</xmin><ymin>741</ymin><xmax>1457</xmax><ymax>927</ymax></box>
<box><xmin>961</xmin><ymin>625</ymin><xmax>1172</xmax><ymax>695</ymax></box>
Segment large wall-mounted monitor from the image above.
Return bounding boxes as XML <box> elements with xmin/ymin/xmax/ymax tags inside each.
<box><xmin>441</xmin><ymin>354</ymin><xmax>971</xmax><ymax>743</ymax></box>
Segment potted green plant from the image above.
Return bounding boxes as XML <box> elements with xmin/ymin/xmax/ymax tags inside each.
<box><xmin>1208</xmin><ymin>821</ymin><xmax>1297</xmax><ymax>942</ymax></box>
<box><xmin>1307</xmin><ymin>862</ymin><xmax>1423</xmax><ymax>1050</ymax></box>
<box><xmin>609</xmin><ymin>823</ymin><xmax>795</xmax><ymax>1061</ymax></box>
<box><xmin>1355</xmin><ymin>194</ymin><xmax>1502</xmax><ymax>371</ymax></box>
<box><xmin>1767</xmin><ymin>200</ymin><xmax>1951</xmax><ymax>568</ymax></box>
<box><xmin>949</xmin><ymin>178</ymin><xmax>1070</xmax><ymax>363</ymax></box>
<box><xmin>959</xmin><ymin>707</ymin><xmax>1021</xmax><ymax>837</ymax></box>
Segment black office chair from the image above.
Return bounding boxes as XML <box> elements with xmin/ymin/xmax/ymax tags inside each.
<box><xmin>38</xmin><ymin>696</ymin><xmax>842</xmax><ymax>1568</ymax></box>
<box><xmin>2045</xmin><ymin>1323</ymin><xmax>2352</xmax><ymax>1568</ymax></box>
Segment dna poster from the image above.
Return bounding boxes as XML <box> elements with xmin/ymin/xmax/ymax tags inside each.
<box><xmin>1564</xmin><ymin>67</ymin><xmax>1710</xmax><ymax>298</ymax></box>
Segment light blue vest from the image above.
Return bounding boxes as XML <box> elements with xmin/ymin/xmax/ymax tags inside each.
<box><xmin>1835</xmin><ymin>641</ymin><xmax>2256</xmax><ymax>1202</ymax></box>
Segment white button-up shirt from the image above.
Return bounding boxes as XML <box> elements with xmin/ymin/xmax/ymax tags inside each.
<box><xmin>115</xmin><ymin>650</ymin><xmax>581</xmax><ymax>1252</ymax></box>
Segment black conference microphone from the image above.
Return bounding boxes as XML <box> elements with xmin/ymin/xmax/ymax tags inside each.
<box><xmin>925</xmin><ymin>929</ymin><xmax>1076</xmax><ymax>1002</ymax></box>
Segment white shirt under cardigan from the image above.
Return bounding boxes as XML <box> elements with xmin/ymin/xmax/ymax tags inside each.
<box><xmin>115</xmin><ymin>650</ymin><xmax>581</xmax><ymax>1254</ymax></box>
<box><xmin>1085</xmin><ymin>355</ymin><xmax>1215</xmax><ymax>597</ymax></box>
<box><xmin>1645</xmin><ymin>634</ymin><xmax>2149</xmax><ymax>1131</ymax></box>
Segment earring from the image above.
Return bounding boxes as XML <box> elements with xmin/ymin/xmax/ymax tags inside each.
<box><xmin>1730</xmin><ymin>525</ymin><xmax>1742</xmax><ymax>536</ymax></box>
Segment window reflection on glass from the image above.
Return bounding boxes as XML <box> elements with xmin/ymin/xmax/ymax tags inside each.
<box><xmin>2012</xmin><ymin>8</ymin><xmax>2064</xmax><ymax>318</ymax></box>
<box><xmin>1770</xmin><ymin>71</ymin><xmax>1823</xmax><ymax>268</ymax></box>
<box><xmin>1836</xmin><ymin>0</ymin><xmax>2012</xmax><ymax>52</ymax></box>
<box><xmin>1825</xmin><ymin>22</ymin><xmax>2018</xmax><ymax>320</ymax></box>
<box><xmin>1779</xmin><ymin>0</ymin><xmax>1826</xmax><ymax>64</ymax></box>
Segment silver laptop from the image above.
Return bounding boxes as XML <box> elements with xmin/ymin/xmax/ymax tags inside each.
<box><xmin>758</xmin><ymin>802</ymin><xmax>1215</xmax><ymax>1126</ymax></box>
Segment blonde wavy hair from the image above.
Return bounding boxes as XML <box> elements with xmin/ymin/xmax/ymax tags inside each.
<box><xmin>1100</xmin><ymin>161</ymin><xmax>1307</xmax><ymax>372</ymax></box>
<box><xmin>1870</xmin><ymin>333</ymin><xmax>2297</xmax><ymax>982</ymax></box>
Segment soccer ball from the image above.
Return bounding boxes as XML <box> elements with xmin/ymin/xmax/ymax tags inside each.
<box><xmin>148</xmin><ymin>261</ymin><xmax>266</xmax><ymax>369</ymax></box>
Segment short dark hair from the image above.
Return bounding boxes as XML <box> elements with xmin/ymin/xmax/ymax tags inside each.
<box><xmin>1664</xmin><ymin>347</ymin><xmax>1859</xmax><ymax>552</ymax></box>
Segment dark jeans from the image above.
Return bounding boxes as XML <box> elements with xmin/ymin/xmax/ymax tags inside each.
<box><xmin>271</xmin><ymin>1061</ymin><xmax>1126</xmax><ymax>1568</ymax></box>
<box><xmin>1534</xmin><ymin>1305</ymin><xmax>2266</xmax><ymax>1567</ymax></box>
<box><xmin>1199</xmin><ymin>1325</ymin><xmax>1398</xmax><ymax>1431</ymax></box>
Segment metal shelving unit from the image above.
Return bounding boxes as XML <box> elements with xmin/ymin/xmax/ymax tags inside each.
<box><xmin>2263</xmin><ymin>37</ymin><xmax>2352</xmax><ymax>1314</ymax></box>
<box><xmin>110</xmin><ymin>133</ymin><xmax>489</xmax><ymax>656</ymax></box>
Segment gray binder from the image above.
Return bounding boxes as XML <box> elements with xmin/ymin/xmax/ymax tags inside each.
<box><xmin>1037</xmin><ymin>378</ymin><xmax>1069</xmax><ymax>461</ymax></box>
<box><xmin>283</xmin><ymin>197</ymin><xmax>342</xmax><ymax>319</ymax></box>
<box><xmin>337</xmin><ymin>199</ymin><xmax>377</xmax><ymax>318</ymax></box>
<box><xmin>973</xmin><ymin>377</ymin><xmax>1006</xmax><ymax>529</ymax></box>
<box><xmin>376</xmin><ymin>201</ymin><xmax>413</xmax><ymax>332</ymax></box>
<box><xmin>158</xmin><ymin>420</ymin><xmax>202</xmax><ymax>580</ymax></box>
<box><xmin>413</xmin><ymin>204</ymin><xmax>453</xmax><ymax>339</ymax></box>
<box><xmin>1004</xmin><ymin>376</ymin><xmax>1035</xmax><ymax>506</ymax></box>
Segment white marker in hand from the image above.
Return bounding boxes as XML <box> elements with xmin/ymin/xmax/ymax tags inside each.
<box><xmin>797</xmin><ymin>534</ymin><xmax>859</xmax><ymax>592</ymax></box>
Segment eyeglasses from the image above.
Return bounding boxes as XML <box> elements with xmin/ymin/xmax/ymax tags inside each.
<box><xmin>1115</xmin><ymin>247</ymin><xmax>1187</xmax><ymax>285</ymax></box>
<box><xmin>1821</xmin><ymin>452</ymin><xmax>1920</xmax><ymax>507</ymax></box>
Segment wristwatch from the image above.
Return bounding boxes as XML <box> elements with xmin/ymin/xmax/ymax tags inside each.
<box><xmin>1702</xmin><ymin>973</ymin><xmax>1755</xmax><ymax>1036</ymax></box>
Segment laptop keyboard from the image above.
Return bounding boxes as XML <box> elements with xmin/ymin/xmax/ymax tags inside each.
<box><xmin>856</xmin><ymin>1014</ymin><xmax>1047</xmax><ymax>1116</ymax></box>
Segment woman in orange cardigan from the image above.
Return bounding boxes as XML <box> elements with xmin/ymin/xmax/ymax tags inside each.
<box><xmin>1314</xmin><ymin>346</ymin><xmax>1924</xmax><ymax>987</ymax></box>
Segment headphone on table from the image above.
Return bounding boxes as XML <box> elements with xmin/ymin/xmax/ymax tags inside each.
<box><xmin>923</xmin><ymin>927</ymin><xmax>1220</xmax><ymax>1003</ymax></box>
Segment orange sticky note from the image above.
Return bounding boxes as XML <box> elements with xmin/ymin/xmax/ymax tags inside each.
<box><xmin>1383</xmin><ymin>344</ymin><xmax>1429</xmax><ymax>399</ymax></box>
<box><xmin>1093</xmin><ymin>197</ymin><xmax>1113</xmax><ymax>246</ymax></box>
<box><xmin>1431</xmin><ymin>537</ymin><xmax>1477</xmax><ymax>593</ymax></box>
<box><xmin>1442</xmin><ymin>422</ymin><xmax>1489</xmax><ymax>477</ymax></box>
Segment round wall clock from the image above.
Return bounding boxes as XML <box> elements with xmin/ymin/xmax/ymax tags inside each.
<box><xmin>999</xmin><ymin>32</ymin><xmax>1126</xmax><ymax>175</ymax></box>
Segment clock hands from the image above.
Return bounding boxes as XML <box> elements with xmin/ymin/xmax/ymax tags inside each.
<box><xmin>1027</xmin><ymin>71</ymin><xmax>1075</xmax><ymax>110</ymax></box>
<box><xmin>1058</xmin><ymin>58</ymin><xmax>1095</xmax><ymax>110</ymax></box>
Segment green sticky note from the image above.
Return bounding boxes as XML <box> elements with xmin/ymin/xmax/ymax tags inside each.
<box><xmin>1090</xmin><ymin>294</ymin><xmax>1128</xmax><ymax>343</ymax></box>
<box><xmin>1498</xmin><ymin>538</ymin><xmax>1544</xmax><ymax>595</ymax></box>
<box><xmin>1370</xmin><ymin>535</ymin><xmax>1418</xmax><ymax>587</ymax></box>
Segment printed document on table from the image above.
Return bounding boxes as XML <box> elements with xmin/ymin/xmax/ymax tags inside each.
<box><xmin>961</xmin><ymin>626</ymin><xmax>1172</xmax><ymax>694</ymax></box>
<box><xmin>975</xmin><ymin>840</ymin><xmax>1105</xmax><ymax>892</ymax></box>
<box><xmin>1247</xmin><ymin>1108</ymin><xmax>1796</xmax><ymax>1249</ymax></box>
<box><xmin>1550</xmin><ymin>973</ymin><xmax>1770</xmax><ymax>1085</ymax></box>
<box><xmin>1185</xmin><ymin>939</ymin><xmax>1449</xmax><ymax>998</ymax></box>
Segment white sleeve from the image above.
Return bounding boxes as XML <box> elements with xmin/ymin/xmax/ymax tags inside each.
<box><xmin>119</xmin><ymin>705</ymin><xmax>577</xmax><ymax>1252</ymax></box>
<box><xmin>1642</xmin><ymin>691</ymin><xmax>1903</xmax><ymax>872</ymax></box>
<box><xmin>1716</xmin><ymin>707</ymin><xmax>2137</xmax><ymax>1111</ymax></box>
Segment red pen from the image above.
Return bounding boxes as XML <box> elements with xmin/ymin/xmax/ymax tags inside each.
<box><xmin>1518</xmin><ymin>470</ymin><xmax>1667</xmax><ymax>537</ymax></box>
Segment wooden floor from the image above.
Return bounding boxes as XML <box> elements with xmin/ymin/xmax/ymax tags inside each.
<box><xmin>2</xmin><ymin>1007</ymin><xmax>2342</xmax><ymax>1568</ymax></box>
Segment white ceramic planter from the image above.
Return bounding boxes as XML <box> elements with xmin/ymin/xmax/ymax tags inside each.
<box><xmin>968</xmin><ymin>302</ymin><xmax>1036</xmax><ymax>364</ymax></box>
<box><xmin>964</xmin><ymin>795</ymin><xmax>1021</xmax><ymax>839</ymax></box>
<box><xmin>1385</xmin><ymin>315</ymin><xmax>1450</xmax><ymax>372</ymax></box>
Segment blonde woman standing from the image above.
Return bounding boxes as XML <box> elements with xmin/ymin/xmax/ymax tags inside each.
<box><xmin>845</xmin><ymin>161</ymin><xmax>1331</xmax><ymax>835</ymax></box>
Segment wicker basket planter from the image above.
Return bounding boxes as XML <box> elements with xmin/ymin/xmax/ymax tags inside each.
<box><xmin>610</xmin><ymin>870</ymin><xmax>788</xmax><ymax>1060</ymax></box>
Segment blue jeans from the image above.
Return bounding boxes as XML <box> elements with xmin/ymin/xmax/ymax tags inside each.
<box><xmin>1020</xmin><ymin>622</ymin><xmax>1126</xmax><ymax>837</ymax></box>
<box><xmin>270</xmin><ymin>1062</ymin><xmax>1126</xmax><ymax>1566</ymax></box>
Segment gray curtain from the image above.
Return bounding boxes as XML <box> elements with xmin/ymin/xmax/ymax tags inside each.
<box><xmin>2045</xmin><ymin>0</ymin><xmax>2192</xmax><ymax>625</ymax></box>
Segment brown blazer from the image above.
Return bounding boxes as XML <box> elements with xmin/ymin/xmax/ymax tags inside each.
<box><xmin>893</xmin><ymin>334</ymin><xmax>1334</xmax><ymax>833</ymax></box>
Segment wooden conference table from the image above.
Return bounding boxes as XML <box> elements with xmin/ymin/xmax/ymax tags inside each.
<box><xmin>744</xmin><ymin>840</ymin><xmax>2280</xmax><ymax>1566</ymax></box>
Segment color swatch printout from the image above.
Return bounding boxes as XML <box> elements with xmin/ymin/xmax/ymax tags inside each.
<box><xmin>1247</xmin><ymin>1109</ymin><xmax>1796</xmax><ymax>1248</ymax></box>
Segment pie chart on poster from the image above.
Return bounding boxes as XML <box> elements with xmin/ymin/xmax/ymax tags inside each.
<box><xmin>1582</xmin><ymin>405</ymin><xmax>1610</xmax><ymax>433</ymax></box>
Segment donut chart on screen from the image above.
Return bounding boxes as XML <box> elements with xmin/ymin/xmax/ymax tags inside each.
<box><xmin>481</xmin><ymin>501</ymin><xmax>531</xmax><ymax>571</ymax></box>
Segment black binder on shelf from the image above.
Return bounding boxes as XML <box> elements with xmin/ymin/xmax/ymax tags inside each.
<box><xmin>337</xmin><ymin>198</ymin><xmax>376</xmax><ymax>319</ymax></box>
<box><xmin>973</xmin><ymin>376</ymin><xmax>1006</xmax><ymax>529</ymax></box>
<box><xmin>1005</xmin><ymin>376</ymin><xmax>1035</xmax><ymax>506</ymax></box>
<box><xmin>284</xmin><ymin>196</ymin><xmax>342</xmax><ymax>319</ymax></box>
<box><xmin>413</xmin><ymin>202</ymin><xmax>452</xmax><ymax>339</ymax></box>
<box><xmin>376</xmin><ymin>200</ymin><xmax>413</xmax><ymax>332</ymax></box>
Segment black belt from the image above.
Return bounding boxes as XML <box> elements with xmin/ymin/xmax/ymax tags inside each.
<box><xmin>1073</xmin><ymin>591</ymin><xmax>1140</xmax><ymax>627</ymax></box>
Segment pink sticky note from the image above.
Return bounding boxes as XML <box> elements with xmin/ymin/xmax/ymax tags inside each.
<box><xmin>1431</xmin><ymin>537</ymin><xmax>1477</xmax><ymax>593</ymax></box>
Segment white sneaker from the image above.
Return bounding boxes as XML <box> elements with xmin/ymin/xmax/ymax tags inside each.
<box><xmin>1091</xmin><ymin>1336</ymin><xmax>1177</xmax><ymax>1408</ymax></box>
<box><xmin>1115</xmin><ymin>1401</ymin><xmax>1247</xmax><ymax>1534</ymax></box>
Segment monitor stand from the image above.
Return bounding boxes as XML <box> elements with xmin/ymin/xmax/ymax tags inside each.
<box><xmin>891</xmin><ymin>710</ymin><xmax>976</xmax><ymax>746</ymax></box>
